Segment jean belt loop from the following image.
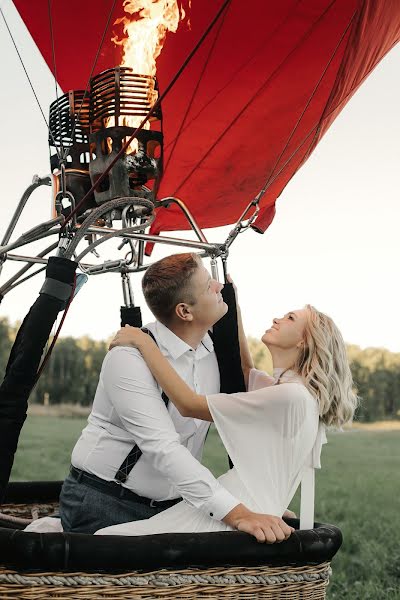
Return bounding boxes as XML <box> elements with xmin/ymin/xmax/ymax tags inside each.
<box><xmin>76</xmin><ymin>469</ymin><xmax>84</xmax><ymax>483</ymax></box>
<box><xmin>119</xmin><ymin>486</ymin><xmax>125</xmax><ymax>499</ymax></box>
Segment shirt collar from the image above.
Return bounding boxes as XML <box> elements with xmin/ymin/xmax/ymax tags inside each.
<box><xmin>154</xmin><ymin>321</ymin><xmax>214</xmax><ymax>360</ymax></box>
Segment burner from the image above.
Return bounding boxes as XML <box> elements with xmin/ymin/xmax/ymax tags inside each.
<box><xmin>49</xmin><ymin>91</ymin><xmax>96</xmax><ymax>221</ymax></box>
<box><xmin>89</xmin><ymin>67</ymin><xmax>163</xmax><ymax>205</ymax></box>
<box><xmin>49</xmin><ymin>90</ymin><xmax>90</xmax><ymax>171</ymax></box>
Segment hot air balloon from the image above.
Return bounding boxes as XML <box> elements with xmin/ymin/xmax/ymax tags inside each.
<box><xmin>0</xmin><ymin>0</ymin><xmax>399</xmax><ymax>597</ymax></box>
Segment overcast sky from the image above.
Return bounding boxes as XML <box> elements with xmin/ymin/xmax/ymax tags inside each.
<box><xmin>0</xmin><ymin>1</ymin><xmax>399</xmax><ymax>352</ymax></box>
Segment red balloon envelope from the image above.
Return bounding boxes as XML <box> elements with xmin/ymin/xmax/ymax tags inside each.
<box><xmin>11</xmin><ymin>0</ymin><xmax>400</xmax><ymax>236</ymax></box>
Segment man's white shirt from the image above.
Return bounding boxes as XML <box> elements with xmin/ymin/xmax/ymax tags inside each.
<box><xmin>71</xmin><ymin>321</ymin><xmax>238</xmax><ymax>521</ymax></box>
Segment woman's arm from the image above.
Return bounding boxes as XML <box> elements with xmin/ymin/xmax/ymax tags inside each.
<box><xmin>109</xmin><ymin>327</ymin><xmax>212</xmax><ymax>421</ymax></box>
<box><xmin>227</xmin><ymin>276</ymin><xmax>254</xmax><ymax>388</ymax></box>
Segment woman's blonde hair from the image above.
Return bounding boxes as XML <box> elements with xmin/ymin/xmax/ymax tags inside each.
<box><xmin>294</xmin><ymin>305</ymin><xmax>358</xmax><ymax>427</ymax></box>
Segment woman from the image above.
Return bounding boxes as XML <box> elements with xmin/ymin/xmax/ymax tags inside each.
<box><xmin>96</xmin><ymin>290</ymin><xmax>357</xmax><ymax>539</ymax></box>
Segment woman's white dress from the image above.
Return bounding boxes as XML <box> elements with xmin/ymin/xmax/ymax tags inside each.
<box><xmin>94</xmin><ymin>368</ymin><xmax>326</xmax><ymax>537</ymax></box>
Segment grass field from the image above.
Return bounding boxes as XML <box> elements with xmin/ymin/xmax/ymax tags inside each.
<box><xmin>10</xmin><ymin>416</ymin><xmax>400</xmax><ymax>599</ymax></box>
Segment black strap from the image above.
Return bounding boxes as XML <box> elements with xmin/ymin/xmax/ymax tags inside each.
<box><xmin>212</xmin><ymin>283</ymin><xmax>245</xmax><ymax>469</ymax></box>
<box><xmin>114</xmin><ymin>328</ymin><xmax>169</xmax><ymax>483</ymax></box>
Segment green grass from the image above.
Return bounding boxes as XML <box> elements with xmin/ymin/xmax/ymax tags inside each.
<box><xmin>10</xmin><ymin>417</ymin><xmax>400</xmax><ymax>598</ymax></box>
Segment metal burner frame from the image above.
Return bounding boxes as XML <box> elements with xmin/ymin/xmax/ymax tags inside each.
<box><xmin>49</xmin><ymin>90</ymin><xmax>91</xmax><ymax>171</ymax></box>
<box><xmin>0</xmin><ymin>174</ymin><xmax>259</xmax><ymax>301</ymax></box>
<box><xmin>89</xmin><ymin>67</ymin><xmax>163</xmax><ymax>205</ymax></box>
<box><xmin>0</xmin><ymin>63</ymin><xmax>260</xmax><ymax>304</ymax></box>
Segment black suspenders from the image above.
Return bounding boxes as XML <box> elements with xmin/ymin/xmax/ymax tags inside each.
<box><xmin>114</xmin><ymin>327</ymin><xmax>228</xmax><ymax>484</ymax></box>
<box><xmin>114</xmin><ymin>328</ymin><xmax>169</xmax><ymax>484</ymax></box>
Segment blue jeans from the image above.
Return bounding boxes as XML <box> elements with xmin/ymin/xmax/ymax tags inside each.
<box><xmin>60</xmin><ymin>473</ymin><xmax>167</xmax><ymax>534</ymax></box>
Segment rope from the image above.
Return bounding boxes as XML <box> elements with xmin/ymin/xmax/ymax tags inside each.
<box><xmin>163</xmin><ymin>2</ymin><xmax>230</xmax><ymax>176</ymax></box>
<box><xmin>0</xmin><ymin>512</ymin><xmax>31</xmax><ymax>526</ymax></box>
<box><xmin>0</xmin><ymin>6</ymin><xmax>59</xmax><ymax>153</ymax></box>
<box><xmin>67</xmin><ymin>0</ymin><xmax>118</xmax><ymax>153</ymax></box>
<box><xmin>0</xmin><ymin>564</ymin><xmax>331</xmax><ymax>587</ymax></box>
<box><xmin>16</xmin><ymin>216</ymin><xmax>65</xmax><ymax>244</ymax></box>
<box><xmin>259</xmin><ymin>4</ymin><xmax>357</xmax><ymax>197</ymax></box>
<box><xmin>0</xmin><ymin>241</ymin><xmax>58</xmax><ymax>296</ymax></box>
<box><xmin>64</xmin><ymin>195</ymin><xmax>154</xmax><ymax>259</ymax></box>
<box><xmin>34</xmin><ymin>273</ymin><xmax>77</xmax><ymax>383</ymax></box>
<box><xmin>163</xmin><ymin>0</ymin><xmax>303</xmax><ymax>155</ymax></box>
<box><xmin>2</xmin><ymin>266</ymin><xmax>47</xmax><ymax>293</ymax></box>
<box><xmin>302</xmin><ymin>4</ymin><xmax>359</xmax><ymax>161</ymax></box>
<box><xmin>253</xmin><ymin>58</ymin><xmax>378</xmax><ymax>203</ymax></box>
<box><xmin>62</xmin><ymin>0</ymin><xmax>232</xmax><ymax>230</ymax></box>
<box><xmin>172</xmin><ymin>0</ymin><xmax>338</xmax><ymax>197</ymax></box>
<box><xmin>47</xmin><ymin>0</ymin><xmax>63</xmax><ymax>158</ymax></box>
<box><xmin>75</xmin><ymin>215</ymin><xmax>155</xmax><ymax>263</ymax></box>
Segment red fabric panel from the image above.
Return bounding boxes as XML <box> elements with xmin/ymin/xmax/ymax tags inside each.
<box><xmin>12</xmin><ymin>0</ymin><xmax>123</xmax><ymax>89</ymax></box>
<box><xmin>12</xmin><ymin>0</ymin><xmax>400</xmax><ymax>236</ymax></box>
<box><xmin>300</xmin><ymin>0</ymin><xmax>400</xmax><ymax>178</ymax></box>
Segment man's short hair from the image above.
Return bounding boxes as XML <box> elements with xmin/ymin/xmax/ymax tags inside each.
<box><xmin>142</xmin><ymin>253</ymin><xmax>201</xmax><ymax>323</ymax></box>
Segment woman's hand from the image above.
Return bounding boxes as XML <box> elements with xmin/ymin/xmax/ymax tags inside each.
<box><xmin>109</xmin><ymin>325</ymin><xmax>153</xmax><ymax>351</ymax></box>
<box><xmin>109</xmin><ymin>326</ymin><xmax>212</xmax><ymax>420</ymax></box>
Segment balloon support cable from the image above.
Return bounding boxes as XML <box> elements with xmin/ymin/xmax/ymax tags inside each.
<box><xmin>0</xmin><ymin>67</ymin><xmax>262</xmax><ymax>304</ymax></box>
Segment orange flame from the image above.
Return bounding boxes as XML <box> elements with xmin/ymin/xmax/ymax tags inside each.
<box><xmin>109</xmin><ymin>1</ymin><xmax>188</xmax><ymax>153</ymax></box>
<box><xmin>115</xmin><ymin>0</ymin><xmax>186</xmax><ymax>76</ymax></box>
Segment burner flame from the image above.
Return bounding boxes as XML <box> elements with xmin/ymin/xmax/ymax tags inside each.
<box><xmin>114</xmin><ymin>0</ymin><xmax>187</xmax><ymax>77</ymax></box>
<box><xmin>110</xmin><ymin>0</ymin><xmax>189</xmax><ymax>153</ymax></box>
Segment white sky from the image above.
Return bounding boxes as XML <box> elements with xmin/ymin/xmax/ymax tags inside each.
<box><xmin>0</xmin><ymin>1</ymin><xmax>399</xmax><ymax>352</ymax></box>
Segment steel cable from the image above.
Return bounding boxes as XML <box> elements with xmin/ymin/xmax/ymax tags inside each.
<box><xmin>67</xmin><ymin>0</ymin><xmax>118</xmax><ymax>153</ymax></box>
<box><xmin>64</xmin><ymin>196</ymin><xmax>154</xmax><ymax>259</ymax></box>
<box><xmin>0</xmin><ymin>6</ymin><xmax>59</xmax><ymax>154</ymax></box>
<box><xmin>172</xmin><ymin>0</ymin><xmax>339</xmax><ymax>197</ymax></box>
<box><xmin>61</xmin><ymin>0</ymin><xmax>232</xmax><ymax>230</ymax></box>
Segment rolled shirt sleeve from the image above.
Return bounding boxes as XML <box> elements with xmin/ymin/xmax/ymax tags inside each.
<box><xmin>103</xmin><ymin>348</ymin><xmax>239</xmax><ymax>521</ymax></box>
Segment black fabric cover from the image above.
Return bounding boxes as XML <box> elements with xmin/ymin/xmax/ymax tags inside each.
<box><xmin>2</xmin><ymin>481</ymin><xmax>62</xmax><ymax>504</ymax></box>
<box><xmin>212</xmin><ymin>283</ymin><xmax>246</xmax><ymax>394</ymax></box>
<box><xmin>120</xmin><ymin>306</ymin><xmax>143</xmax><ymax>327</ymax></box>
<box><xmin>0</xmin><ymin>482</ymin><xmax>343</xmax><ymax>570</ymax></box>
<box><xmin>0</xmin><ymin>257</ymin><xmax>77</xmax><ymax>504</ymax></box>
<box><xmin>0</xmin><ymin>520</ymin><xmax>342</xmax><ymax>572</ymax></box>
<box><xmin>212</xmin><ymin>283</ymin><xmax>245</xmax><ymax>468</ymax></box>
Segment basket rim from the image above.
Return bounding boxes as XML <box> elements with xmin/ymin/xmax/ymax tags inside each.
<box><xmin>1</xmin><ymin>481</ymin><xmax>342</xmax><ymax>574</ymax></box>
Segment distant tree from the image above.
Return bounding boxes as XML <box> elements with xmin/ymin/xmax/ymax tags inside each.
<box><xmin>247</xmin><ymin>337</ymin><xmax>273</xmax><ymax>373</ymax></box>
<box><xmin>0</xmin><ymin>318</ymin><xmax>11</xmax><ymax>372</ymax></box>
<box><xmin>248</xmin><ymin>339</ymin><xmax>400</xmax><ymax>423</ymax></box>
<box><xmin>31</xmin><ymin>336</ymin><xmax>108</xmax><ymax>406</ymax></box>
<box><xmin>0</xmin><ymin>318</ymin><xmax>399</xmax><ymax>419</ymax></box>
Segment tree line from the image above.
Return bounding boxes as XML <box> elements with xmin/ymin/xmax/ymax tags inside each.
<box><xmin>247</xmin><ymin>338</ymin><xmax>400</xmax><ymax>422</ymax></box>
<box><xmin>0</xmin><ymin>317</ymin><xmax>399</xmax><ymax>422</ymax></box>
<box><xmin>0</xmin><ymin>318</ymin><xmax>108</xmax><ymax>408</ymax></box>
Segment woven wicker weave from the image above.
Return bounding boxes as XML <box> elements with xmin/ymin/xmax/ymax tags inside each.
<box><xmin>0</xmin><ymin>502</ymin><xmax>58</xmax><ymax>518</ymax></box>
<box><xmin>0</xmin><ymin>563</ymin><xmax>331</xmax><ymax>599</ymax></box>
<box><xmin>0</xmin><ymin>488</ymin><xmax>341</xmax><ymax>600</ymax></box>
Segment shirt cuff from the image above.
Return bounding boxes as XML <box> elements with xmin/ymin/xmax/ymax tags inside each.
<box><xmin>201</xmin><ymin>486</ymin><xmax>239</xmax><ymax>522</ymax></box>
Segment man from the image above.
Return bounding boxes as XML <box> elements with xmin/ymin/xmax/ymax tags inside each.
<box><xmin>60</xmin><ymin>253</ymin><xmax>291</xmax><ymax>543</ymax></box>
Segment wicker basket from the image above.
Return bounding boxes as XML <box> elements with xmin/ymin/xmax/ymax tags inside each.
<box><xmin>0</xmin><ymin>482</ymin><xmax>342</xmax><ymax>600</ymax></box>
<box><xmin>0</xmin><ymin>562</ymin><xmax>331</xmax><ymax>599</ymax></box>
